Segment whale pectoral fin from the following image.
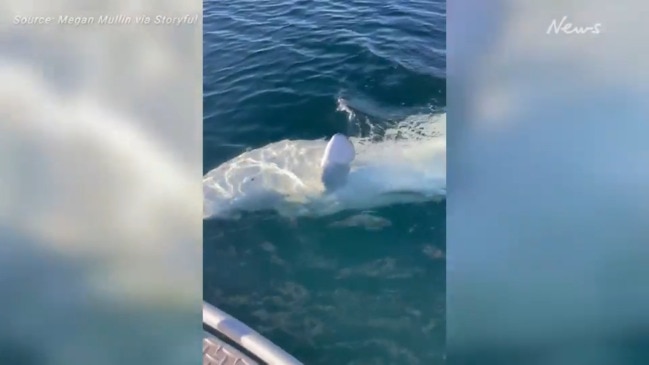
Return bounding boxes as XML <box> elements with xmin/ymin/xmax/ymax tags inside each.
<box><xmin>321</xmin><ymin>133</ymin><xmax>355</xmax><ymax>191</ymax></box>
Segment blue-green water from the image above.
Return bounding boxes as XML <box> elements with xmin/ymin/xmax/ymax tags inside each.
<box><xmin>203</xmin><ymin>0</ymin><xmax>446</xmax><ymax>363</ymax></box>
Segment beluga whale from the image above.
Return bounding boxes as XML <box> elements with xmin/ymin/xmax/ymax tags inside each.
<box><xmin>203</xmin><ymin>113</ymin><xmax>446</xmax><ymax>219</ymax></box>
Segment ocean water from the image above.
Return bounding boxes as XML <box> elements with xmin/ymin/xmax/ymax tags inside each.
<box><xmin>203</xmin><ymin>0</ymin><xmax>446</xmax><ymax>364</ymax></box>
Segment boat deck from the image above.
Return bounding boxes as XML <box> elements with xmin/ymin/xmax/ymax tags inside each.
<box><xmin>203</xmin><ymin>334</ymin><xmax>258</xmax><ymax>365</ymax></box>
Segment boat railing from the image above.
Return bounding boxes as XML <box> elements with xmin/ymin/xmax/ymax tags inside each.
<box><xmin>203</xmin><ymin>301</ymin><xmax>304</xmax><ymax>365</ymax></box>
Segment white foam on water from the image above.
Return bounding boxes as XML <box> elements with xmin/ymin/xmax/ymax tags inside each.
<box><xmin>203</xmin><ymin>112</ymin><xmax>446</xmax><ymax>219</ymax></box>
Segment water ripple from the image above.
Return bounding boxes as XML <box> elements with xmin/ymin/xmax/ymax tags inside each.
<box><xmin>204</xmin><ymin>0</ymin><xmax>446</xmax><ymax>141</ymax></box>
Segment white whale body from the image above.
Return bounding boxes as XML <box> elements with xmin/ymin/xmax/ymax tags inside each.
<box><xmin>203</xmin><ymin>113</ymin><xmax>446</xmax><ymax>219</ymax></box>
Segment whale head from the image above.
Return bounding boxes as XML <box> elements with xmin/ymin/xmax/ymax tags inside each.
<box><xmin>320</xmin><ymin>133</ymin><xmax>355</xmax><ymax>191</ymax></box>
